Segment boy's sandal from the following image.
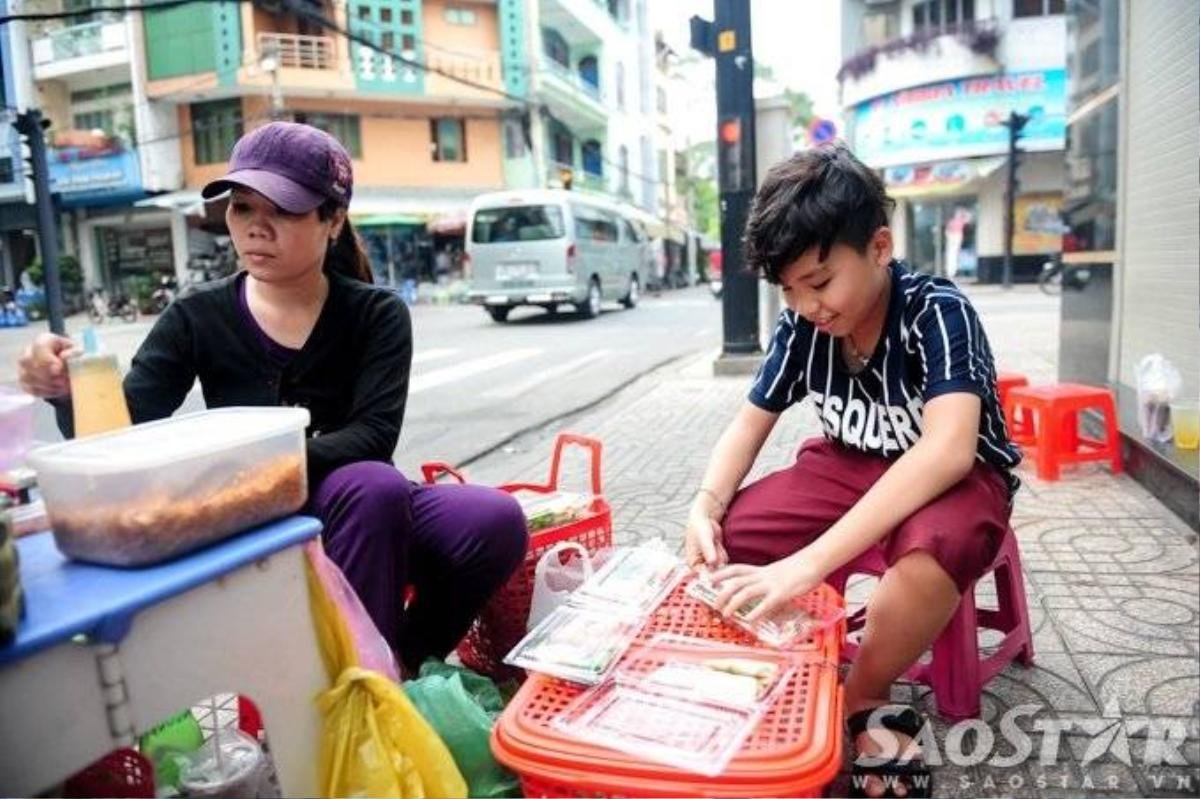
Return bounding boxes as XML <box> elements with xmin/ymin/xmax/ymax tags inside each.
<box><xmin>847</xmin><ymin>704</ymin><xmax>933</xmax><ymax>799</ymax></box>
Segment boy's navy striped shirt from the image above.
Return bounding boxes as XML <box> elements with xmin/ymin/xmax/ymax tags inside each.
<box><xmin>749</xmin><ymin>259</ymin><xmax>1021</xmax><ymax>494</ymax></box>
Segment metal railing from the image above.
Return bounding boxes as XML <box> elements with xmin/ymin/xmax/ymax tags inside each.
<box><xmin>426</xmin><ymin>49</ymin><xmax>504</xmax><ymax>87</ymax></box>
<box><xmin>539</xmin><ymin>55</ymin><xmax>604</xmax><ymax>103</ymax></box>
<box><xmin>547</xmin><ymin>161</ymin><xmax>607</xmax><ymax>193</ymax></box>
<box><xmin>33</xmin><ymin>20</ymin><xmax>124</xmax><ymax>64</ymax></box>
<box><xmin>257</xmin><ymin>32</ymin><xmax>336</xmax><ymax>70</ymax></box>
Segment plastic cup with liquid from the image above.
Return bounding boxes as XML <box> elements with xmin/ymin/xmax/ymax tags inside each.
<box><xmin>67</xmin><ymin>351</ymin><xmax>131</xmax><ymax>437</ymax></box>
<box><xmin>1170</xmin><ymin>400</ymin><xmax>1199</xmax><ymax>450</ymax></box>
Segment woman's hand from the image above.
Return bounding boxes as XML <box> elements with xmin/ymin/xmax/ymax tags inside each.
<box><xmin>18</xmin><ymin>333</ymin><xmax>77</xmax><ymax>398</ymax></box>
<box><xmin>684</xmin><ymin>498</ymin><xmax>728</xmax><ymax>573</ymax></box>
<box><xmin>709</xmin><ymin>550</ymin><xmax>825</xmax><ymax>624</ymax></box>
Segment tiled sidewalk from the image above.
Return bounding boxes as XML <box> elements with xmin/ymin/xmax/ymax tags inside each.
<box><xmin>467</xmin><ymin>287</ymin><xmax>1199</xmax><ymax>798</ymax></box>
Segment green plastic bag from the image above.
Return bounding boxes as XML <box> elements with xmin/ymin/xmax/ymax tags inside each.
<box><xmin>405</xmin><ymin>660</ymin><xmax>521</xmax><ymax>798</ymax></box>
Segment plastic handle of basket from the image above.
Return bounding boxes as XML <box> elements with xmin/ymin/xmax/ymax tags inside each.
<box><xmin>420</xmin><ymin>462</ymin><xmax>466</xmax><ymax>485</ymax></box>
<box><xmin>547</xmin><ymin>433</ymin><xmax>603</xmax><ymax>495</ymax></box>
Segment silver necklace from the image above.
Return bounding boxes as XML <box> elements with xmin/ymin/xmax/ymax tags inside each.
<box><xmin>844</xmin><ymin>336</ymin><xmax>871</xmax><ymax>372</ymax></box>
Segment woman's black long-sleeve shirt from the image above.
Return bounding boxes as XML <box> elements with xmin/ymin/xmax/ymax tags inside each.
<box><xmin>54</xmin><ymin>271</ymin><xmax>413</xmax><ymax>484</ymax></box>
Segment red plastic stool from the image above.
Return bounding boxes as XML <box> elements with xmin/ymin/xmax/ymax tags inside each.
<box><xmin>827</xmin><ymin>527</ymin><xmax>1034</xmax><ymax>721</ymax></box>
<box><xmin>1004</xmin><ymin>383</ymin><xmax>1123</xmax><ymax>481</ymax></box>
<box><xmin>996</xmin><ymin>372</ymin><xmax>1032</xmax><ymax>438</ymax></box>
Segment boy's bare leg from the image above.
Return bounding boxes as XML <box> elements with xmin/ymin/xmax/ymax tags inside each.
<box><xmin>844</xmin><ymin>550</ymin><xmax>962</xmax><ymax>797</ymax></box>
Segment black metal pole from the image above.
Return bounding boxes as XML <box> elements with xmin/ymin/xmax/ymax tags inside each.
<box><xmin>1001</xmin><ymin>110</ymin><xmax>1026</xmax><ymax>290</ymax></box>
<box><xmin>15</xmin><ymin>109</ymin><xmax>65</xmax><ymax>334</ymax></box>
<box><xmin>714</xmin><ymin>0</ymin><xmax>759</xmax><ymax>356</ymax></box>
<box><xmin>1002</xmin><ymin>117</ymin><xmax>1016</xmax><ymax>290</ymax></box>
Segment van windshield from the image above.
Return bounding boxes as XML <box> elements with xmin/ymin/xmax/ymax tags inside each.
<box><xmin>472</xmin><ymin>205</ymin><xmax>566</xmax><ymax>243</ymax></box>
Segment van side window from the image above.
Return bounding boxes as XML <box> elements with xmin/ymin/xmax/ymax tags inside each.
<box><xmin>575</xmin><ymin>208</ymin><xmax>618</xmax><ymax>243</ymax></box>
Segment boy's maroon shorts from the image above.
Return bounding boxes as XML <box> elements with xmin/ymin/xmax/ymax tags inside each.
<box><xmin>722</xmin><ymin>438</ymin><xmax>1012</xmax><ymax>593</ymax></box>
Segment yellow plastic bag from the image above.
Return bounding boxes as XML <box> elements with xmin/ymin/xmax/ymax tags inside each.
<box><xmin>306</xmin><ymin>543</ymin><xmax>467</xmax><ymax>798</ymax></box>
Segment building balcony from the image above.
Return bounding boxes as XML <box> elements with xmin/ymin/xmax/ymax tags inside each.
<box><xmin>540</xmin><ymin>0</ymin><xmax>612</xmax><ymax>46</ymax></box>
<box><xmin>257</xmin><ymin>32</ymin><xmax>336</xmax><ymax>71</ymax></box>
<box><xmin>424</xmin><ymin>49</ymin><xmax>506</xmax><ymax>98</ymax></box>
<box><xmin>31</xmin><ymin>20</ymin><xmax>128</xmax><ymax>81</ymax></box>
<box><xmin>840</xmin><ymin>21</ymin><xmax>1002</xmax><ymax>108</ymax></box>
<box><xmin>536</xmin><ymin>56</ymin><xmax>607</xmax><ymax>132</ymax></box>
<box><xmin>547</xmin><ymin>160</ymin><xmax>607</xmax><ymax>193</ymax></box>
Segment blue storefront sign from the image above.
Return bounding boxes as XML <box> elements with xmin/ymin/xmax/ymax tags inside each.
<box><xmin>852</xmin><ymin>69</ymin><xmax>1067</xmax><ymax>168</ymax></box>
<box><xmin>48</xmin><ymin>146</ymin><xmax>145</xmax><ymax>207</ymax></box>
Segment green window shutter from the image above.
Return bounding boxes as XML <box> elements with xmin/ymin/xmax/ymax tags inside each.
<box><xmin>191</xmin><ymin>99</ymin><xmax>243</xmax><ymax>165</ymax></box>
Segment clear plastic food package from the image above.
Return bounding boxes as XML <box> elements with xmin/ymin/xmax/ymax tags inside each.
<box><xmin>613</xmin><ymin>634</ymin><xmax>794</xmax><ymax>710</ymax></box>
<box><xmin>553</xmin><ymin>680</ymin><xmax>759</xmax><ymax>776</ymax></box>
<box><xmin>570</xmin><ymin>544</ymin><xmax>685</xmax><ymax>615</ymax></box>
<box><xmin>516</xmin><ymin>491</ymin><xmax>592</xmax><ymax>532</ymax></box>
<box><xmin>28</xmin><ymin>407</ymin><xmax>310</xmax><ymax>566</ymax></box>
<box><xmin>504</xmin><ymin>604</ymin><xmax>644</xmax><ymax>685</ymax></box>
<box><xmin>686</xmin><ymin>574</ymin><xmax>845</xmax><ymax>648</ymax></box>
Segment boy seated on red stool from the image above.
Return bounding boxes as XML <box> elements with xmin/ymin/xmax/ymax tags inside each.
<box><xmin>684</xmin><ymin>144</ymin><xmax>1021</xmax><ymax>799</ymax></box>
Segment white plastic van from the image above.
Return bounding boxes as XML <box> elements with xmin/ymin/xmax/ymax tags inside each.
<box><xmin>465</xmin><ymin>189</ymin><xmax>649</xmax><ymax>322</ymax></box>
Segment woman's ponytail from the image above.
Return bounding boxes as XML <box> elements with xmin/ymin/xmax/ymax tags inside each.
<box><xmin>319</xmin><ymin>199</ymin><xmax>373</xmax><ymax>284</ymax></box>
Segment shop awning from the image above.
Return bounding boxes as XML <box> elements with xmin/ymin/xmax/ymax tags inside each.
<box><xmin>135</xmin><ymin>190</ymin><xmax>205</xmax><ymax>215</ymax></box>
<box><xmin>883</xmin><ymin>157</ymin><xmax>1006</xmax><ymax>199</ymax></box>
<box><xmin>427</xmin><ymin>211</ymin><xmax>467</xmax><ymax>235</ymax></box>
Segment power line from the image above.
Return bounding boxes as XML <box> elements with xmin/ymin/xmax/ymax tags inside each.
<box><xmin>0</xmin><ymin>0</ymin><xmax>246</xmax><ymax>24</ymax></box>
<box><xmin>6</xmin><ymin>0</ymin><xmax>668</xmax><ymax>191</ymax></box>
<box><xmin>275</xmin><ymin>0</ymin><xmax>529</xmax><ymax>107</ymax></box>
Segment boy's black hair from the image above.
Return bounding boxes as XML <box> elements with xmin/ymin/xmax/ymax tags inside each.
<box><xmin>743</xmin><ymin>143</ymin><xmax>895</xmax><ymax>284</ymax></box>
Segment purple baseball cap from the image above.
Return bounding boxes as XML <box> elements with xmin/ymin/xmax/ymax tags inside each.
<box><xmin>201</xmin><ymin>121</ymin><xmax>353</xmax><ymax>213</ymax></box>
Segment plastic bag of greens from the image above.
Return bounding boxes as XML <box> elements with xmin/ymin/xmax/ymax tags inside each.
<box><xmin>405</xmin><ymin>661</ymin><xmax>521</xmax><ymax>798</ymax></box>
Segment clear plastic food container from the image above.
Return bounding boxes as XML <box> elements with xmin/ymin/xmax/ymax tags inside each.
<box><xmin>27</xmin><ymin>407</ymin><xmax>310</xmax><ymax>566</ymax></box>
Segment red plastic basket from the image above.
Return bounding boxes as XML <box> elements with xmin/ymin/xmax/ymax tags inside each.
<box><xmin>421</xmin><ymin>433</ymin><xmax>612</xmax><ymax>681</ymax></box>
<box><xmin>62</xmin><ymin>748</ymin><xmax>156</xmax><ymax>798</ymax></box>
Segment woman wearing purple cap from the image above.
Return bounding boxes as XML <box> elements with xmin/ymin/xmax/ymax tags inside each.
<box><xmin>17</xmin><ymin>122</ymin><xmax>527</xmax><ymax>672</ymax></box>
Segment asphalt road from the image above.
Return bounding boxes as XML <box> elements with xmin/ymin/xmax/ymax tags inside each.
<box><xmin>0</xmin><ymin>286</ymin><xmax>723</xmax><ymax>476</ymax></box>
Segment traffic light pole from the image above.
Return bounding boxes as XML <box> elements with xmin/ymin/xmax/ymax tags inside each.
<box><xmin>1001</xmin><ymin>110</ymin><xmax>1028</xmax><ymax>290</ymax></box>
<box><xmin>14</xmin><ymin>109</ymin><xmax>65</xmax><ymax>334</ymax></box>
<box><xmin>692</xmin><ymin>1</ymin><xmax>759</xmax><ymax>367</ymax></box>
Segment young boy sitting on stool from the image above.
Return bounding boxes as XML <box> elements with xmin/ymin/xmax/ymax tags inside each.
<box><xmin>686</xmin><ymin>143</ymin><xmax>1020</xmax><ymax>799</ymax></box>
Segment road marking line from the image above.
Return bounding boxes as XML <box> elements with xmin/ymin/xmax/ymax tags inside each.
<box><xmin>412</xmin><ymin>347</ymin><xmax>459</xmax><ymax>364</ymax></box>
<box><xmin>481</xmin><ymin>349</ymin><xmax>613</xmax><ymax>399</ymax></box>
<box><xmin>410</xmin><ymin>348</ymin><xmax>542</xmax><ymax>394</ymax></box>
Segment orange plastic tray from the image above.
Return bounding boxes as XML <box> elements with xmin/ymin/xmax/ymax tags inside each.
<box><xmin>493</xmin><ymin>688</ymin><xmax>844</xmax><ymax>798</ymax></box>
<box><xmin>496</xmin><ymin>657</ymin><xmax>842</xmax><ymax>780</ymax></box>
<box><xmin>490</xmin><ymin>585</ymin><xmax>846</xmax><ymax>794</ymax></box>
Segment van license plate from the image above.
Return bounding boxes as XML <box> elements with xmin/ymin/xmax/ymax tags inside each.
<box><xmin>497</xmin><ymin>263</ymin><xmax>535</xmax><ymax>279</ymax></box>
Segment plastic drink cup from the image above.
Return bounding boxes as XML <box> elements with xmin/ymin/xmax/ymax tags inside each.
<box><xmin>1170</xmin><ymin>401</ymin><xmax>1199</xmax><ymax>450</ymax></box>
<box><xmin>67</xmin><ymin>352</ymin><xmax>131</xmax><ymax>436</ymax></box>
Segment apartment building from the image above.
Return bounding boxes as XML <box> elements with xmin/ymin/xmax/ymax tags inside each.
<box><xmin>840</xmin><ymin>0</ymin><xmax>1068</xmax><ymax>282</ymax></box>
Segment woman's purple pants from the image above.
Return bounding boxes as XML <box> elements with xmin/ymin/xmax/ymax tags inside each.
<box><xmin>308</xmin><ymin>461</ymin><xmax>528</xmax><ymax>673</ymax></box>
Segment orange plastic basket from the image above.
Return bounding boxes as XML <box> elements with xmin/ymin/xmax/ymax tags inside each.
<box><xmin>421</xmin><ymin>433</ymin><xmax>612</xmax><ymax>681</ymax></box>
<box><xmin>489</xmin><ymin>586</ymin><xmax>846</xmax><ymax>796</ymax></box>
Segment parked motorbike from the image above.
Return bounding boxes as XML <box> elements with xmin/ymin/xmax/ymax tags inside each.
<box><xmin>0</xmin><ymin>288</ymin><xmax>27</xmax><ymax>328</ymax></box>
<box><xmin>87</xmin><ymin>288</ymin><xmax>138</xmax><ymax>324</ymax></box>
<box><xmin>149</xmin><ymin>274</ymin><xmax>177</xmax><ymax>314</ymax></box>
<box><xmin>1038</xmin><ymin>258</ymin><xmax>1063</xmax><ymax>295</ymax></box>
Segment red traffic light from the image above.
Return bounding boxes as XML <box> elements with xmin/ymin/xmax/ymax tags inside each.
<box><xmin>719</xmin><ymin>118</ymin><xmax>741</xmax><ymax>144</ymax></box>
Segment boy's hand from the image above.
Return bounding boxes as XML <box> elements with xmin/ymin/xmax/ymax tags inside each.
<box><xmin>710</xmin><ymin>550</ymin><xmax>824</xmax><ymax>624</ymax></box>
<box><xmin>18</xmin><ymin>333</ymin><xmax>77</xmax><ymax>398</ymax></box>
<box><xmin>684</xmin><ymin>503</ymin><xmax>728</xmax><ymax>572</ymax></box>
